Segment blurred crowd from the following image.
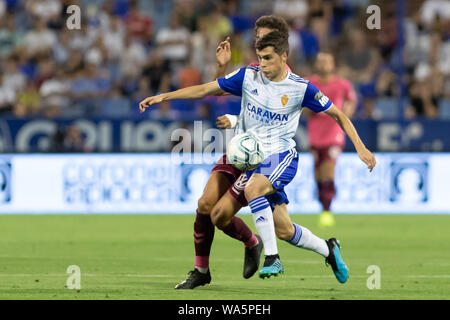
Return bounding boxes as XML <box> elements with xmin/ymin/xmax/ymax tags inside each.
<box><xmin>0</xmin><ymin>0</ymin><xmax>450</xmax><ymax>122</ymax></box>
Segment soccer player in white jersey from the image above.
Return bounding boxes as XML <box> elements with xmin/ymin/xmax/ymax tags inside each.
<box><xmin>140</xmin><ymin>31</ymin><xmax>376</xmax><ymax>280</ymax></box>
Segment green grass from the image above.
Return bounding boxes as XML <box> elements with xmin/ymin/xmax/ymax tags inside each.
<box><xmin>0</xmin><ymin>214</ymin><xmax>449</xmax><ymax>300</ymax></box>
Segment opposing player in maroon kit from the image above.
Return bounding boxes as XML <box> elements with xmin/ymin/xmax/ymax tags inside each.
<box><xmin>174</xmin><ymin>16</ymin><xmax>291</xmax><ymax>290</ymax></box>
<box><xmin>306</xmin><ymin>52</ymin><xmax>357</xmax><ymax>227</ymax></box>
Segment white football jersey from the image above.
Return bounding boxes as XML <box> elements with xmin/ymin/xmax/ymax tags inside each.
<box><xmin>217</xmin><ymin>65</ymin><xmax>332</xmax><ymax>157</ymax></box>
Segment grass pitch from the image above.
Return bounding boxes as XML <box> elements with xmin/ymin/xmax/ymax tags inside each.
<box><xmin>0</xmin><ymin>214</ymin><xmax>448</xmax><ymax>300</ymax></box>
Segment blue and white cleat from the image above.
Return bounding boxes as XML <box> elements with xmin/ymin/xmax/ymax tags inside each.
<box><xmin>325</xmin><ymin>238</ymin><xmax>349</xmax><ymax>284</ymax></box>
<box><xmin>258</xmin><ymin>258</ymin><xmax>284</xmax><ymax>279</ymax></box>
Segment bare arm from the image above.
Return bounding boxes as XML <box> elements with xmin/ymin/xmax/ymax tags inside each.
<box><xmin>213</xmin><ymin>37</ymin><xmax>232</xmax><ymax>96</ymax></box>
<box><xmin>139</xmin><ymin>81</ymin><xmax>223</xmax><ymax>113</ymax></box>
<box><xmin>325</xmin><ymin>104</ymin><xmax>376</xmax><ymax>171</ymax></box>
<box><xmin>214</xmin><ymin>37</ymin><xmax>231</xmax><ymax>80</ymax></box>
<box><xmin>342</xmin><ymin>100</ymin><xmax>357</xmax><ymax>118</ymax></box>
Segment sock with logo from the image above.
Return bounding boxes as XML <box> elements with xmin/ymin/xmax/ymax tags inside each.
<box><xmin>287</xmin><ymin>223</ymin><xmax>329</xmax><ymax>257</ymax></box>
<box><xmin>249</xmin><ymin>196</ymin><xmax>278</xmax><ymax>256</ymax></box>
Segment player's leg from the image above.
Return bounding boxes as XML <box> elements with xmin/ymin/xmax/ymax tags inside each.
<box><xmin>244</xmin><ymin>149</ymin><xmax>300</xmax><ymax>278</ymax></box>
<box><xmin>271</xmin><ymin>202</ymin><xmax>348</xmax><ymax>283</ymax></box>
<box><xmin>210</xmin><ymin>185</ymin><xmax>263</xmax><ymax>279</ymax></box>
<box><xmin>244</xmin><ymin>173</ymin><xmax>282</xmax><ymax>278</ymax></box>
<box><xmin>175</xmin><ymin>171</ymin><xmax>232</xmax><ymax>289</ymax></box>
<box><xmin>195</xmin><ymin>171</ymin><xmax>233</xmax><ymax>268</ymax></box>
<box><xmin>314</xmin><ymin>146</ymin><xmax>340</xmax><ymax>227</ymax></box>
<box><xmin>211</xmin><ymin>174</ymin><xmax>258</xmax><ymax>250</ymax></box>
<box><xmin>272</xmin><ymin>203</ymin><xmax>329</xmax><ymax>257</ymax></box>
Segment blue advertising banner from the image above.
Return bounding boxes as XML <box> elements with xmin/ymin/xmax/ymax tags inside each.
<box><xmin>0</xmin><ymin>118</ymin><xmax>449</xmax><ymax>153</ymax></box>
<box><xmin>0</xmin><ymin>153</ymin><xmax>449</xmax><ymax>214</ymax></box>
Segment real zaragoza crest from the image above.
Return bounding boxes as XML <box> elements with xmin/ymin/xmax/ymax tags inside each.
<box><xmin>281</xmin><ymin>95</ymin><xmax>288</xmax><ymax>106</ymax></box>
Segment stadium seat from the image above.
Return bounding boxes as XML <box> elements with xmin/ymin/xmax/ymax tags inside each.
<box><xmin>373</xmin><ymin>97</ymin><xmax>400</xmax><ymax>119</ymax></box>
<box><xmin>102</xmin><ymin>97</ymin><xmax>131</xmax><ymax>118</ymax></box>
<box><xmin>438</xmin><ymin>99</ymin><xmax>450</xmax><ymax>120</ymax></box>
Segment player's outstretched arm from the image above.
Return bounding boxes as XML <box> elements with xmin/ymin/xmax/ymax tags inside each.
<box><xmin>325</xmin><ymin>104</ymin><xmax>376</xmax><ymax>171</ymax></box>
<box><xmin>139</xmin><ymin>81</ymin><xmax>223</xmax><ymax>113</ymax></box>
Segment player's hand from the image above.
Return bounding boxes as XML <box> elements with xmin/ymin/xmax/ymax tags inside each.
<box><xmin>139</xmin><ymin>95</ymin><xmax>164</xmax><ymax>113</ymax></box>
<box><xmin>358</xmin><ymin>147</ymin><xmax>376</xmax><ymax>172</ymax></box>
<box><xmin>216</xmin><ymin>36</ymin><xmax>231</xmax><ymax>67</ymax></box>
<box><xmin>216</xmin><ymin>115</ymin><xmax>231</xmax><ymax>129</ymax></box>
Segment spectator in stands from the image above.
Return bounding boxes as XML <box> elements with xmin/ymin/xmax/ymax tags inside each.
<box><xmin>119</xmin><ymin>35</ymin><xmax>146</xmax><ymax>100</ymax></box>
<box><xmin>102</xmin><ymin>15</ymin><xmax>126</xmax><ymax>63</ymax></box>
<box><xmin>25</xmin><ymin>0</ymin><xmax>62</xmax><ymax>23</ymax></box>
<box><xmin>53</xmin><ymin>29</ymin><xmax>71</xmax><ymax>64</ymax></box>
<box><xmin>339</xmin><ymin>29</ymin><xmax>380</xmax><ymax>119</ymax></box>
<box><xmin>68</xmin><ymin>23</ymin><xmax>96</xmax><ymax>52</ymax></box>
<box><xmin>2</xmin><ymin>57</ymin><xmax>26</xmax><ymax>93</ymax></box>
<box><xmin>0</xmin><ymin>73</ymin><xmax>16</xmax><ymax>114</ymax></box>
<box><xmin>405</xmin><ymin>77</ymin><xmax>439</xmax><ymax>119</ymax></box>
<box><xmin>155</xmin><ymin>12</ymin><xmax>190</xmax><ymax>68</ymax></box>
<box><xmin>142</xmin><ymin>48</ymin><xmax>171</xmax><ymax>95</ymax></box>
<box><xmin>97</xmin><ymin>0</ymin><xmax>116</xmax><ymax>32</ymax></box>
<box><xmin>0</xmin><ymin>0</ymin><xmax>5</xmax><ymax>19</ymax></box>
<box><xmin>14</xmin><ymin>79</ymin><xmax>41</xmax><ymax>117</ymax></box>
<box><xmin>308</xmin><ymin>0</ymin><xmax>332</xmax><ymax>51</ymax></box>
<box><xmin>40</xmin><ymin>68</ymin><xmax>70</xmax><ymax>117</ymax></box>
<box><xmin>0</xmin><ymin>14</ymin><xmax>20</xmax><ymax>58</ymax></box>
<box><xmin>23</xmin><ymin>18</ymin><xmax>56</xmax><ymax>59</ymax></box>
<box><xmin>65</xmin><ymin>49</ymin><xmax>85</xmax><ymax>77</ymax></box>
<box><xmin>174</xmin><ymin>0</ymin><xmax>197</xmax><ymax>32</ymax></box>
<box><xmin>273</xmin><ymin>0</ymin><xmax>309</xmax><ymax>30</ymax></box>
<box><xmin>190</xmin><ymin>16</ymin><xmax>218</xmax><ymax>81</ymax></box>
<box><xmin>376</xmin><ymin>67</ymin><xmax>400</xmax><ymax>98</ymax></box>
<box><xmin>120</xmin><ymin>36</ymin><xmax>147</xmax><ymax>79</ymax></box>
<box><xmin>435</xmin><ymin>21</ymin><xmax>450</xmax><ymax>76</ymax></box>
<box><xmin>70</xmin><ymin>62</ymin><xmax>110</xmax><ymax>117</ymax></box>
<box><xmin>124</xmin><ymin>0</ymin><xmax>153</xmax><ymax>43</ymax></box>
<box><xmin>404</xmin><ymin>12</ymin><xmax>432</xmax><ymax>71</ymax></box>
<box><xmin>177</xmin><ymin>60</ymin><xmax>202</xmax><ymax>89</ymax></box>
<box><xmin>50</xmin><ymin>124</ymin><xmax>87</xmax><ymax>153</ymax></box>
<box><xmin>420</xmin><ymin>0</ymin><xmax>450</xmax><ymax>28</ymax></box>
<box><xmin>339</xmin><ymin>29</ymin><xmax>380</xmax><ymax>84</ymax></box>
<box><xmin>34</xmin><ymin>58</ymin><xmax>54</xmax><ymax>89</ymax></box>
<box><xmin>204</xmin><ymin>7</ymin><xmax>232</xmax><ymax>44</ymax></box>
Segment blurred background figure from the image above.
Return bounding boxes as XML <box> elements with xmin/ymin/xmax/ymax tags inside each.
<box><xmin>305</xmin><ymin>52</ymin><xmax>357</xmax><ymax>227</ymax></box>
<box><xmin>50</xmin><ymin>123</ymin><xmax>88</xmax><ymax>153</ymax></box>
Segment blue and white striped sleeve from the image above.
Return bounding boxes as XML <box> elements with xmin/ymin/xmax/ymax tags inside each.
<box><xmin>302</xmin><ymin>82</ymin><xmax>332</xmax><ymax>113</ymax></box>
<box><xmin>217</xmin><ymin>67</ymin><xmax>246</xmax><ymax>96</ymax></box>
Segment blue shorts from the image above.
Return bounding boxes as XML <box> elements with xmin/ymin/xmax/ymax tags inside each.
<box><xmin>246</xmin><ymin>148</ymin><xmax>298</xmax><ymax>209</ymax></box>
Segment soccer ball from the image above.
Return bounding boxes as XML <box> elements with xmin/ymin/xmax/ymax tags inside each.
<box><xmin>226</xmin><ymin>133</ymin><xmax>264</xmax><ymax>171</ymax></box>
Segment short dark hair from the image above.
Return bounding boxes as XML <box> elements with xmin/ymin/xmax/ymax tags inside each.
<box><xmin>255</xmin><ymin>31</ymin><xmax>289</xmax><ymax>56</ymax></box>
<box><xmin>254</xmin><ymin>15</ymin><xmax>289</xmax><ymax>37</ymax></box>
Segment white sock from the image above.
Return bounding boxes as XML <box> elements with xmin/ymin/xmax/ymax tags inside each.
<box><xmin>287</xmin><ymin>223</ymin><xmax>329</xmax><ymax>257</ymax></box>
<box><xmin>194</xmin><ymin>266</ymin><xmax>208</xmax><ymax>274</ymax></box>
<box><xmin>248</xmin><ymin>196</ymin><xmax>278</xmax><ymax>256</ymax></box>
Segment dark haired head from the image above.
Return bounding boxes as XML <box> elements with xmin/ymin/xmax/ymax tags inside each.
<box><xmin>254</xmin><ymin>15</ymin><xmax>289</xmax><ymax>38</ymax></box>
<box><xmin>255</xmin><ymin>31</ymin><xmax>289</xmax><ymax>57</ymax></box>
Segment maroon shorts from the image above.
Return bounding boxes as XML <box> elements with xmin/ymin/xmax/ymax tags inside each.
<box><xmin>211</xmin><ymin>154</ymin><xmax>248</xmax><ymax>207</ymax></box>
<box><xmin>310</xmin><ymin>145</ymin><xmax>343</xmax><ymax>168</ymax></box>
